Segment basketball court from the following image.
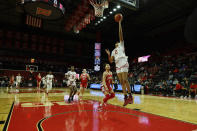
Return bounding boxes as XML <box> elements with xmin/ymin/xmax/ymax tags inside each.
<box><xmin>0</xmin><ymin>88</ymin><xmax>197</xmax><ymax>131</ymax></box>
<box><xmin>1</xmin><ymin>0</ymin><xmax>197</xmax><ymax>130</ymax></box>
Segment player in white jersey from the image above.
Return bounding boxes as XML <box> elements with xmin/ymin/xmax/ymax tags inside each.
<box><xmin>16</xmin><ymin>73</ymin><xmax>22</xmax><ymax>88</ymax></box>
<box><xmin>45</xmin><ymin>71</ymin><xmax>54</xmax><ymax>95</ymax></box>
<box><xmin>105</xmin><ymin>17</ymin><xmax>133</xmax><ymax>106</ymax></box>
<box><xmin>65</xmin><ymin>66</ymin><xmax>77</xmax><ymax>103</ymax></box>
<box><xmin>42</xmin><ymin>76</ymin><xmax>47</xmax><ymax>88</ymax></box>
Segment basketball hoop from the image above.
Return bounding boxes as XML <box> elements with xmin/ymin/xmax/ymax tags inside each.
<box><xmin>89</xmin><ymin>0</ymin><xmax>108</xmax><ymax>17</ymax></box>
<box><xmin>26</xmin><ymin>65</ymin><xmax>38</xmax><ymax>72</ymax></box>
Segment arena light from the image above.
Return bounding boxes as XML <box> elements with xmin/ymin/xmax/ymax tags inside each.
<box><xmin>98</xmin><ymin>21</ymin><xmax>100</xmax><ymax>23</ymax></box>
<box><xmin>117</xmin><ymin>5</ymin><xmax>121</xmax><ymax>8</ymax></box>
<box><xmin>113</xmin><ymin>8</ymin><xmax>117</xmax><ymax>11</ymax></box>
<box><xmin>100</xmin><ymin>19</ymin><xmax>103</xmax><ymax>21</ymax></box>
<box><xmin>110</xmin><ymin>11</ymin><xmax>113</xmax><ymax>14</ymax></box>
<box><xmin>103</xmin><ymin>16</ymin><xmax>106</xmax><ymax>19</ymax></box>
<box><xmin>95</xmin><ymin>23</ymin><xmax>98</xmax><ymax>26</ymax></box>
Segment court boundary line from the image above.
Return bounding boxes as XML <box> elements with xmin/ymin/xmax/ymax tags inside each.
<box><xmin>36</xmin><ymin>109</ymin><xmax>145</xmax><ymax>131</ymax></box>
<box><xmin>3</xmin><ymin>101</ymin><xmax>14</xmax><ymax>131</ymax></box>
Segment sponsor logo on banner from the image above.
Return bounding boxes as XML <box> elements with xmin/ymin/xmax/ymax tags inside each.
<box><xmin>36</xmin><ymin>7</ymin><xmax>52</xmax><ymax>16</ymax></box>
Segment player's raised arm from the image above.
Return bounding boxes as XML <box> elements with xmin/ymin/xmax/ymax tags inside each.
<box><xmin>105</xmin><ymin>49</ymin><xmax>114</xmax><ymax>63</ymax></box>
<box><xmin>119</xmin><ymin>20</ymin><xmax>124</xmax><ymax>42</ymax></box>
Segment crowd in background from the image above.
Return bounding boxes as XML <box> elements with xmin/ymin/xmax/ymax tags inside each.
<box><xmin>127</xmin><ymin>52</ymin><xmax>197</xmax><ymax>98</ymax></box>
<box><xmin>0</xmin><ymin>51</ymin><xmax>197</xmax><ymax>99</ymax></box>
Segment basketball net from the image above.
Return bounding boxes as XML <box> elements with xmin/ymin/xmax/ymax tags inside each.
<box><xmin>89</xmin><ymin>0</ymin><xmax>108</xmax><ymax>17</ymax></box>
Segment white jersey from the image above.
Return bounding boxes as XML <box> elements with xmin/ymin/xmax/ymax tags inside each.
<box><xmin>46</xmin><ymin>74</ymin><xmax>54</xmax><ymax>82</ymax></box>
<box><xmin>42</xmin><ymin>77</ymin><xmax>46</xmax><ymax>82</ymax></box>
<box><xmin>65</xmin><ymin>71</ymin><xmax>76</xmax><ymax>82</ymax></box>
<box><xmin>16</xmin><ymin>76</ymin><xmax>22</xmax><ymax>82</ymax></box>
<box><xmin>111</xmin><ymin>41</ymin><xmax>128</xmax><ymax>68</ymax></box>
<box><xmin>111</xmin><ymin>41</ymin><xmax>127</xmax><ymax>61</ymax></box>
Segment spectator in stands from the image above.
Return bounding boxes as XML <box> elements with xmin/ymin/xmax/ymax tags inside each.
<box><xmin>167</xmin><ymin>85</ymin><xmax>174</xmax><ymax>96</ymax></box>
<box><xmin>149</xmin><ymin>73</ymin><xmax>154</xmax><ymax>79</ymax></box>
<box><xmin>178</xmin><ymin>69</ymin><xmax>185</xmax><ymax>80</ymax></box>
<box><xmin>147</xmin><ymin>79</ymin><xmax>154</xmax><ymax>94</ymax></box>
<box><xmin>182</xmin><ymin>80</ymin><xmax>190</xmax><ymax>98</ymax></box>
<box><xmin>173</xmin><ymin>78</ymin><xmax>179</xmax><ymax>85</ymax></box>
<box><xmin>166</xmin><ymin>78</ymin><xmax>173</xmax><ymax>86</ymax></box>
<box><xmin>175</xmin><ymin>81</ymin><xmax>183</xmax><ymax>97</ymax></box>
<box><xmin>173</xmin><ymin>67</ymin><xmax>179</xmax><ymax>78</ymax></box>
<box><xmin>162</xmin><ymin>81</ymin><xmax>168</xmax><ymax>96</ymax></box>
<box><xmin>153</xmin><ymin>80</ymin><xmax>163</xmax><ymax>95</ymax></box>
<box><xmin>129</xmin><ymin>73</ymin><xmax>135</xmax><ymax>93</ymax></box>
<box><xmin>189</xmin><ymin>82</ymin><xmax>197</xmax><ymax>98</ymax></box>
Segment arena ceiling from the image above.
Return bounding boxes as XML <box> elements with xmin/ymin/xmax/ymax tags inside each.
<box><xmin>0</xmin><ymin>0</ymin><xmax>197</xmax><ymax>56</ymax></box>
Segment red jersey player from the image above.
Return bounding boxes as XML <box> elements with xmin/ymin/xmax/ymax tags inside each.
<box><xmin>8</xmin><ymin>75</ymin><xmax>15</xmax><ymax>88</ymax></box>
<box><xmin>78</xmin><ymin>69</ymin><xmax>90</xmax><ymax>100</ymax></box>
<box><xmin>36</xmin><ymin>73</ymin><xmax>42</xmax><ymax>89</ymax></box>
<box><xmin>100</xmin><ymin>64</ymin><xmax>115</xmax><ymax>107</ymax></box>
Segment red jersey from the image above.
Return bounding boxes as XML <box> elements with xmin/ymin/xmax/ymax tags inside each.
<box><xmin>10</xmin><ymin>76</ymin><xmax>14</xmax><ymax>84</ymax></box>
<box><xmin>80</xmin><ymin>73</ymin><xmax>88</xmax><ymax>83</ymax></box>
<box><xmin>190</xmin><ymin>84</ymin><xmax>197</xmax><ymax>89</ymax></box>
<box><xmin>36</xmin><ymin>75</ymin><xmax>42</xmax><ymax>82</ymax></box>
<box><xmin>105</xmin><ymin>74</ymin><xmax>112</xmax><ymax>88</ymax></box>
<box><xmin>176</xmin><ymin>83</ymin><xmax>182</xmax><ymax>90</ymax></box>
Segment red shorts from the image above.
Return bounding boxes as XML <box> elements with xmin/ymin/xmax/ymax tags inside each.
<box><xmin>80</xmin><ymin>82</ymin><xmax>87</xmax><ymax>88</ymax></box>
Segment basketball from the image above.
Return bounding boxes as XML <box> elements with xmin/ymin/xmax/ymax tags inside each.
<box><xmin>114</xmin><ymin>13</ymin><xmax>123</xmax><ymax>22</ymax></box>
<box><xmin>31</xmin><ymin>58</ymin><xmax>35</xmax><ymax>63</ymax></box>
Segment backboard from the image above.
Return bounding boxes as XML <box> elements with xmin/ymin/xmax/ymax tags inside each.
<box><xmin>26</xmin><ymin>65</ymin><xmax>38</xmax><ymax>72</ymax></box>
<box><xmin>112</xmin><ymin>0</ymin><xmax>139</xmax><ymax>10</ymax></box>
